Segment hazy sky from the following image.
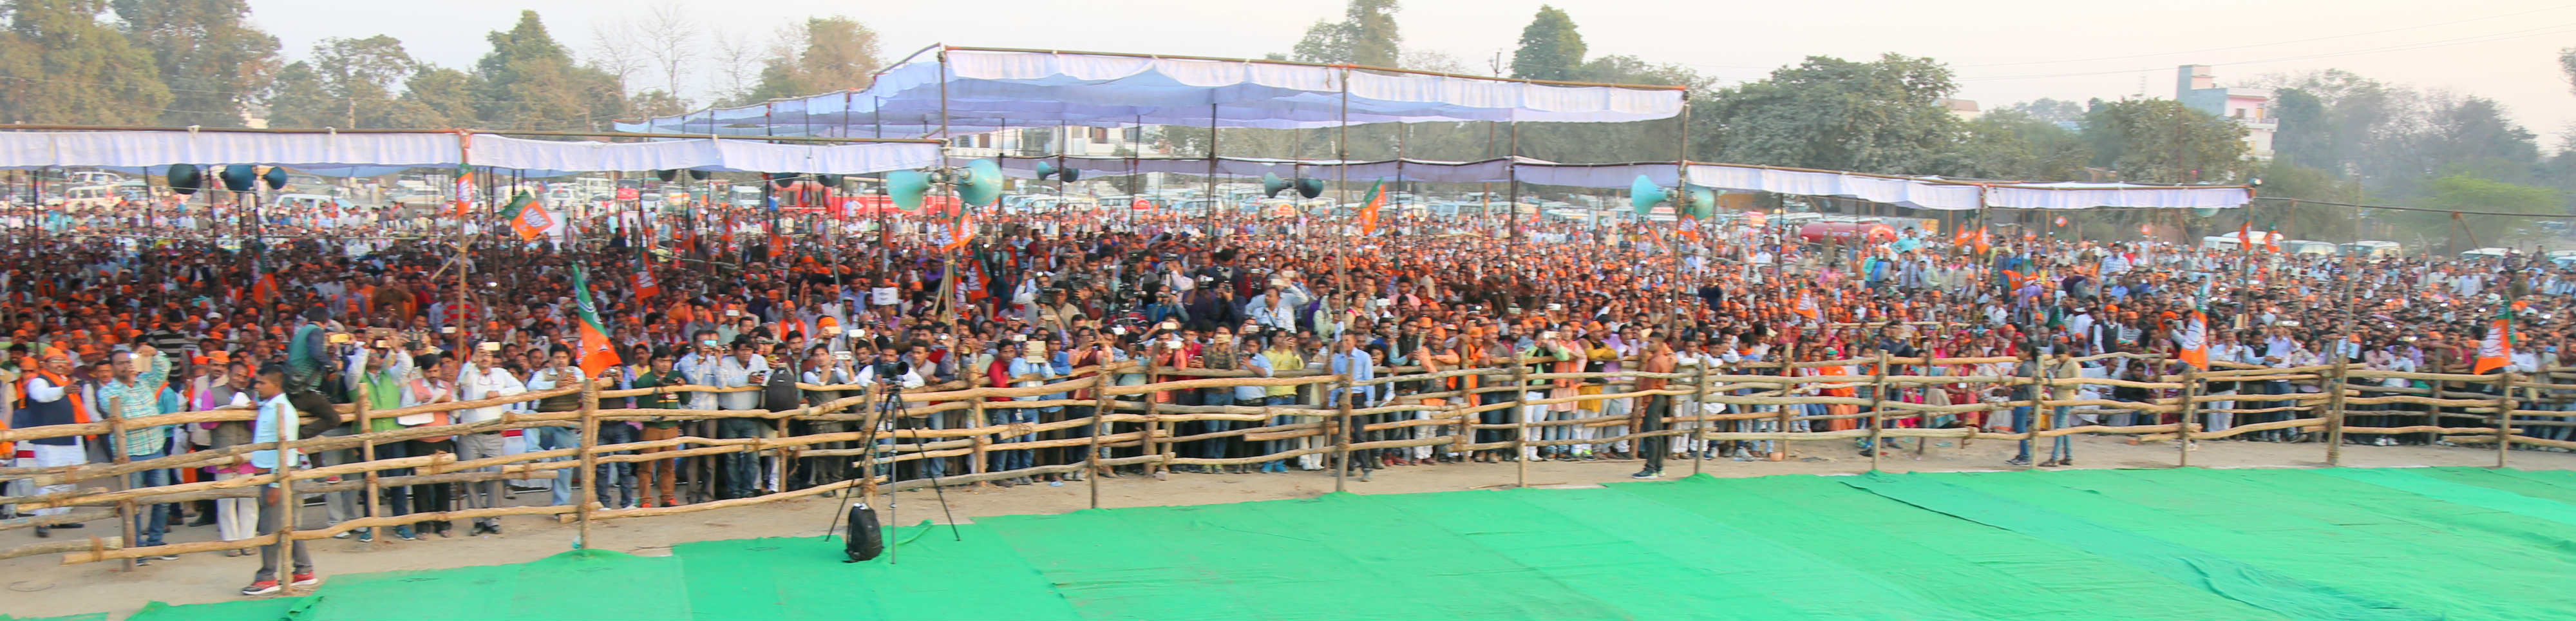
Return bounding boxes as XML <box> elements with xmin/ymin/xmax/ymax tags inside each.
<box><xmin>247</xmin><ymin>0</ymin><xmax>2576</xmax><ymax>144</ymax></box>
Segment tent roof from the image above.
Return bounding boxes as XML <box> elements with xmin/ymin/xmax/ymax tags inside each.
<box><xmin>0</xmin><ymin>129</ymin><xmax>942</xmax><ymax>177</ymax></box>
<box><xmin>613</xmin><ymin>46</ymin><xmax>1689</xmax><ymax>138</ymax></box>
<box><xmin>983</xmin><ymin>155</ymin><xmax>2252</xmax><ymax>210</ymax></box>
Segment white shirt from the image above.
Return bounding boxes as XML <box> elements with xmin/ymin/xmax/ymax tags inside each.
<box><xmin>456</xmin><ymin>361</ymin><xmax>526</xmax><ymax>424</ymax></box>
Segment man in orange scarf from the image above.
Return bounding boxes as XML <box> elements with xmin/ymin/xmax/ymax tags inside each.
<box><xmin>14</xmin><ymin>350</ymin><xmax>88</xmax><ymax>537</ymax></box>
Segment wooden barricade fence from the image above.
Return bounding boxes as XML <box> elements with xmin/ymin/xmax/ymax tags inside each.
<box><xmin>5</xmin><ymin>353</ymin><xmax>2570</xmax><ymax>567</ymax></box>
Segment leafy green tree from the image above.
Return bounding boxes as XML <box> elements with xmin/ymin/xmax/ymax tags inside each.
<box><xmin>2251</xmin><ymin>160</ymin><xmax>2367</xmax><ymax>240</ymax></box>
<box><xmin>111</xmin><ymin>0</ymin><xmax>278</xmax><ymax>127</ymax></box>
<box><xmin>2412</xmin><ymin>174</ymin><xmax>2564</xmax><ymax>244</ymax></box>
<box><xmin>1508</xmin><ymin>5</ymin><xmax>1583</xmax><ymax>81</ymax></box>
<box><xmin>390</xmin><ymin>66</ymin><xmax>480</xmax><ymax>128</ymax></box>
<box><xmin>744</xmin><ymin>16</ymin><xmax>882</xmax><ymax>102</ymax></box>
<box><xmin>1701</xmin><ymin>53</ymin><xmax>1961</xmax><ymax>175</ymax></box>
<box><xmin>311</xmin><ymin>35</ymin><xmax>413</xmax><ymax>127</ymax></box>
<box><xmin>1940</xmin><ymin>109</ymin><xmax>2090</xmax><ymax>181</ymax></box>
<box><xmin>2078</xmin><ymin>98</ymin><xmax>2248</xmax><ymax>183</ymax></box>
<box><xmin>0</xmin><ymin>0</ymin><xmax>171</xmax><ymax>125</ymax></box>
<box><xmin>2002</xmin><ymin>98</ymin><xmax>2085</xmax><ymax>125</ymax></box>
<box><xmin>472</xmin><ymin>10</ymin><xmax>622</xmax><ymax>131</ymax></box>
<box><xmin>260</xmin><ymin>61</ymin><xmax>332</xmax><ymax>128</ymax></box>
<box><xmin>1289</xmin><ymin>0</ymin><xmax>1399</xmax><ymax>66</ymax></box>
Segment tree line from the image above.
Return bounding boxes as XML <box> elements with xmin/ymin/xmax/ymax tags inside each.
<box><xmin>0</xmin><ymin>1</ymin><xmax>881</xmax><ymax>133</ymax></box>
<box><xmin>5</xmin><ymin>0</ymin><xmax>2571</xmax><ymax>230</ymax></box>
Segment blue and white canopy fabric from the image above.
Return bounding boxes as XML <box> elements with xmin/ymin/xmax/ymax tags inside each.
<box><xmin>614</xmin><ymin>46</ymin><xmax>1689</xmax><ymax>138</ymax></box>
<box><xmin>0</xmin><ymin>129</ymin><xmax>942</xmax><ymax>177</ymax></box>
<box><xmin>1683</xmin><ymin>163</ymin><xmax>2251</xmax><ymax>211</ymax></box>
<box><xmin>985</xmin><ymin>155</ymin><xmax>2252</xmax><ymax>210</ymax></box>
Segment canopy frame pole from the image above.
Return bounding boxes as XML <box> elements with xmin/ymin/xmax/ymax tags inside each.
<box><xmin>1206</xmin><ymin>102</ymin><xmax>1219</xmax><ymax>235</ymax></box>
<box><xmin>1334</xmin><ymin>66</ymin><xmax>1350</xmax><ymax>292</ymax></box>
<box><xmin>1507</xmin><ymin>122</ymin><xmax>1520</xmax><ymax>246</ymax></box>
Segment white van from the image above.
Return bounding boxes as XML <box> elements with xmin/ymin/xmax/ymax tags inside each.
<box><xmin>61</xmin><ymin>184</ymin><xmax>119</xmax><ymax>209</ymax></box>
<box><xmin>2282</xmin><ymin>240</ymin><xmax>2338</xmax><ymax>256</ymax></box>
<box><xmin>2341</xmin><ymin>240</ymin><xmax>2401</xmax><ymax>258</ymax></box>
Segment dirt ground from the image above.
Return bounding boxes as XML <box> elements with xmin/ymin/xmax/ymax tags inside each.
<box><xmin>8</xmin><ymin>434</ymin><xmax>2574</xmax><ymax>620</ymax></box>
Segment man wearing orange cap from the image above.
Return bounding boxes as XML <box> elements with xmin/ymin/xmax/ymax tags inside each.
<box><xmin>15</xmin><ymin>350</ymin><xmax>87</xmax><ymax>537</ymax></box>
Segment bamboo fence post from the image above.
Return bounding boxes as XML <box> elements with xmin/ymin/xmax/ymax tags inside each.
<box><xmin>858</xmin><ymin>382</ymin><xmax>878</xmax><ymax>508</ymax></box>
<box><xmin>1088</xmin><ymin>372</ymin><xmax>1109</xmax><ymax>510</ymax></box>
<box><xmin>1510</xmin><ymin>361</ymin><xmax>1529</xmax><ymax>488</ymax></box>
<box><xmin>968</xmin><ymin>396</ymin><xmax>989</xmax><ymax>486</ymax></box>
<box><xmin>1868</xmin><ymin>351</ymin><xmax>1888</xmax><ymax>472</ymax></box>
<box><xmin>1143</xmin><ymin>350</ymin><xmax>1162</xmax><ymax>480</ymax></box>
<box><xmin>1334</xmin><ymin>377</ymin><xmax>1353</xmax><ymax>493</ymax></box>
<box><xmin>2177</xmin><ymin>369</ymin><xmax>2199</xmax><ymax>468</ymax></box>
<box><xmin>356</xmin><ymin>383</ymin><xmax>381</xmax><ymax>546</ymax></box>
<box><xmin>2496</xmin><ymin>372</ymin><xmax>2517</xmax><ymax>469</ymax></box>
<box><xmin>2325</xmin><ymin>358</ymin><xmax>2349</xmax><ymax>466</ymax></box>
<box><xmin>270</xmin><ymin>405</ymin><xmax>300</xmax><ymax>593</ymax></box>
<box><xmin>102</xmin><ymin>396</ymin><xmax>137</xmax><ymax>572</ymax></box>
<box><xmin>1772</xmin><ymin>343</ymin><xmax>1795</xmax><ymax>462</ymax></box>
<box><xmin>2032</xmin><ymin>362</ymin><xmax>2052</xmax><ymax>467</ymax></box>
<box><xmin>1692</xmin><ymin>361</ymin><xmax>1710</xmax><ymax>476</ymax></box>
<box><xmin>575</xmin><ymin>377</ymin><xmax>599</xmax><ymax>548</ymax></box>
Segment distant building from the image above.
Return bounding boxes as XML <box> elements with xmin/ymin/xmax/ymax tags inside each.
<box><xmin>1940</xmin><ymin>98</ymin><xmax>1982</xmax><ymax>121</ymax></box>
<box><xmin>947</xmin><ymin>126</ymin><xmax>1155</xmax><ymax>158</ymax></box>
<box><xmin>2175</xmin><ymin>64</ymin><xmax>2274</xmax><ymax>159</ymax></box>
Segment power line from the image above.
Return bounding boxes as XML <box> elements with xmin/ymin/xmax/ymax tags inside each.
<box><xmin>1957</xmin><ymin>22</ymin><xmax>2576</xmax><ymax>82</ymax></box>
<box><xmin>1958</xmin><ymin>4</ymin><xmax>2576</xmax><ymax>68</ymax></box>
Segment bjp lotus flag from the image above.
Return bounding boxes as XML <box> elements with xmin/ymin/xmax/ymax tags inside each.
<box><xmin>941</xmin><ymin>205</ymin><xmax>974</xmax><ymax>252</ymax></box>
<box><xmin>451</xmin><ymin>165</ymin><xmax>475</xmax><ymax>218</ymax></box>
<box><xmin>569</xmin><ymin>266</ymin><xmax>622</xmax><ymax>377</ymax></box>
<box><xmin>2476</xmin><ymin>307</ymin><xmax>2515</xmax><ymax>374</ymax></box>
<box><xmin>2237</xmin><ymin>220</ymin><xmax>2252</xmax><ymax>253</ymax></box>
<box><xmin>634</xmin><ymin>269</ymin><xmax>662</xmax><ymax>301</ymax></box>
<box><xmin>1679</xmin><ymin>215</ymin><xmax>1701</xmax><ymax>241</ymax></box>
<box><xmin>2177</xmin><ymin>308</ymin><xmax>2211</xmax><ymax>370</ymax></box>
<box><xmin>1359</xmin><ymin>178</ymin><xmax>1387</xmax><ymax>235</ymax></box>
<box><xmin>498</xmin><ymin>191</ymin><xmax>551</xmax><ymax>242</ymax></box>
<box><xmin>1795</xmin><ymin>291</ymin><xmax>1819</xmax><ymax>320</ymax></box>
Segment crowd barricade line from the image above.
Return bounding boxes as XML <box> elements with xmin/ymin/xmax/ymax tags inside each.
<box><xmin>7</xmin><ymin>355</ymin><xmax>2571</xmax><ymax>565</ymax></box>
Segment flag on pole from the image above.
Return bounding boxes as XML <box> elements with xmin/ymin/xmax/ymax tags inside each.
<box><xmin>634</xmin><ymin>269</ymin><xmax>661</xmax><ymax>301</ymax></box>
<box><xmin>451</xmin><ymin>165</ymin><xmax>475</xmax><ymax>218</ymax></box>
<box><xmin>2476</xmin><ymin>305</ymin><xmax>2515</xmax><ymax>374</ymax></box>
<box><xmin>498</xmin><ymin>191</ymin><xmax>551</xmax><ymax>242</ymax></box>
<box><xmin>569</xmin><ymin>266</ymin><xmax>623</xmax><ymax>377</ymax></box>
<box><xmin>1679</xmin><ymin>215</ymin><xmax>1701</xmax><ymax>241</ymax></box>
<box><xmin>941</xmin><ymin>204</ymin><xmax>974</xmax><ymax>252</ymax></box>
<box><xmin>1359</xmin><ymin>178</ymin><xmax>1386</xmax><ymax>235</ymax></box>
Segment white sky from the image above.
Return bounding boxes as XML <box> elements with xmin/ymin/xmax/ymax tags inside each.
<box><xmin>248</xmin><ymin>0</ymin><xmax>2576</xmax><ymax>146</ymax></box>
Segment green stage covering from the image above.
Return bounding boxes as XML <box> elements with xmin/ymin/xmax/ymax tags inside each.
<box><xmin>73</xmin><ymin>468</ymin><xmax>2576</xmax><ymax>620</ymax></box>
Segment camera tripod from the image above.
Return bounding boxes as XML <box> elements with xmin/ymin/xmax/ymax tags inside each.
<box><xmin>823</xmin><ymin>378</ymin><xmax>961</xmax><ymax>562</ymax></box>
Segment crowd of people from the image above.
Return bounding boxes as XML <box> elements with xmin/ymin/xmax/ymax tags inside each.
<box><xmin>5</xmin><ymin>187</ymin><xmax>2575</xmax><ymax>596</ymax></box>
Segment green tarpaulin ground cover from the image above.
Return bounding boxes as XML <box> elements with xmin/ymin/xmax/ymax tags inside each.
<box><xmin>84</xmin><ymin>467</ymin><xmax>2576</xmax><ymax>620</ymax></box>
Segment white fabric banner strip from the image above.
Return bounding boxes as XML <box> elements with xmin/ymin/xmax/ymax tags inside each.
<box><xmin>0</xmin><ymin>130</ymin><xmax>942</xmax><ymax>177</ymax></box>
<box><xmin>976</xmin><ymin>155</ymin><xmax>2248</xmax><ymax>209</ymax></box>
<box><xmin>616</xmin><ymin>46</ymin><xmax>1688</xmax><ymax>137</ymax></box>
<box><xmin>1683</xmin><ymin>163</ymin><xmax>2248</xmax><ymax>210</ymax></box>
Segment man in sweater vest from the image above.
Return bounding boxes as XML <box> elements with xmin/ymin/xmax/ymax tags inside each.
<box><xmin>14</xmin><ymin>350</ymin><xmax>88</xmax><ymax>537</ymax></box>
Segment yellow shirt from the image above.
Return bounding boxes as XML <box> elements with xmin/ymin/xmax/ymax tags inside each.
<box><xmin>1262</xmin><ymin>350</ymin><xmax>1305</xmax><ymax>397</ymax></box>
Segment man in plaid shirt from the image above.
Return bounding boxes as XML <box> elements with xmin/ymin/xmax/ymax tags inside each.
<box><xmin>100</xmin><ymin>344</ymin><xmax>180</xmax><ymax>560</ymax></box>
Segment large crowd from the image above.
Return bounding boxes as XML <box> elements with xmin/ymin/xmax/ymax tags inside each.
<box><xmin>6</xmin><ymin>188</ymin><xmax>2576</xmax><ymax>595</ymax></box>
